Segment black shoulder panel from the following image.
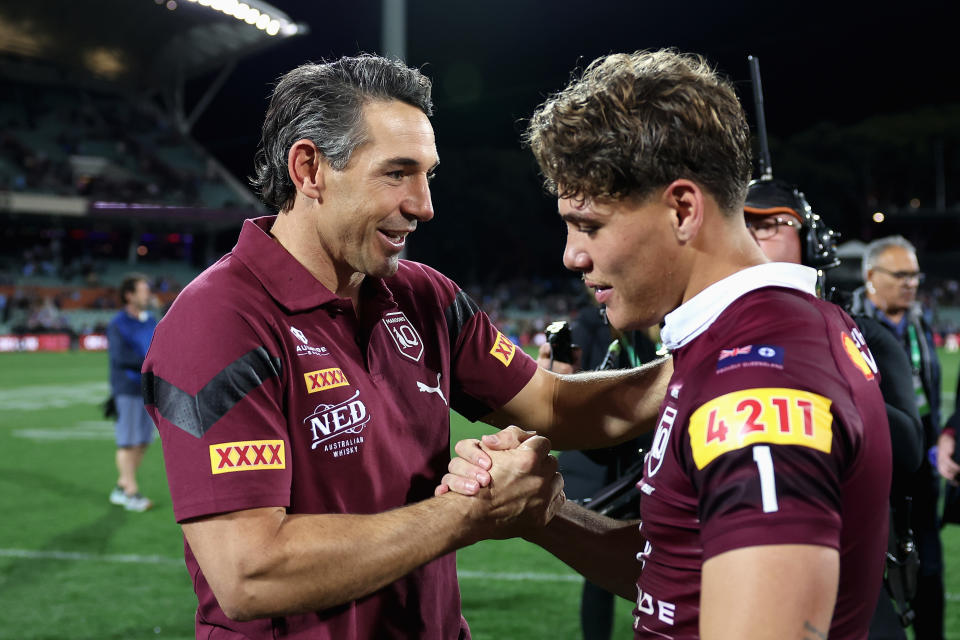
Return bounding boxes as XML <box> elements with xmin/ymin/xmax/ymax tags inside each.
<box><xmin>142</xmin><ymin>346</ymin><xmax>282</xmax><ymax>438</ymax></box>
<box><xmin>443</xmin><ymin>290</ymin><xmax>480</xmax><ymax>349</ymax></box>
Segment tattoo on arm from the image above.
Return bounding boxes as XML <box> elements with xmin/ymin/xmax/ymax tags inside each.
<box><xmin>803</xmin><ymin>620</ymin><xmax>828</xmax><ymax>640</ymax></box>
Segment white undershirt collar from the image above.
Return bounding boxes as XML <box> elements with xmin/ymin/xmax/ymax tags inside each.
<box><xmin>660</xmin><ymin>262</ymin><xmax>818</xmax><ymax>351</ymax></box>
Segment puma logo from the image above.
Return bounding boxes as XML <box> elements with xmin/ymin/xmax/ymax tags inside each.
<box><xmin>417</xmin><ymin>372</ymin><xmax>447</xmax><ymax>406</ymax></box>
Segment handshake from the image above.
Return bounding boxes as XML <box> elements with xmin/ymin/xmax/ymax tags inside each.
<box><xmin>435</xmin><ymin>426</ymin><xmax>566</xmax><ymax>541</ymax></box>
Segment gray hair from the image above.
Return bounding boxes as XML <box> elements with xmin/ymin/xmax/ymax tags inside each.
<box><xmin>251</xmin><ymin>54</ymin><xmax>434</xmax><ymax>212</ymax></box>
<box><xmin>862</xmin><ymin>235</ymin><xmax>917</xmax><ymax>282</ymax></box>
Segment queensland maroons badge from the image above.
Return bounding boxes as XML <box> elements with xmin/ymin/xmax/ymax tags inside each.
<box><xmin>382</xmin><ymin>311</ymin><xmax>423</xmax><ymax>362</ymax></box>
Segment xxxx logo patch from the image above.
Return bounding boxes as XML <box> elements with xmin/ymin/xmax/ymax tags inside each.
<box><xmin>304</xmin><ymin>367</ymin><xmax>349</xmax><ymax>393</ymax></box>
<box><xmin>209</xmin><ymin>440</ymin><xmax>285</xmax><ymax>474</ymax></box>
<box><xmin>489</xmin><ymin>331</ymin><xmax>516</xmax><ymax>367</ymax></box>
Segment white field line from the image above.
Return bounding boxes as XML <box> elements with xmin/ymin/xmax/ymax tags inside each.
<box><xmin>0</xmin><ymin>548</ymin><xmax>581</xmax><ymax>582</ymax></box>
<box><xmin>0</xmin><ymin>548</ymin><xmax>182</xmax><ymax>566</ymax></box>
<box><xmin>12</xmin><ymin>420</ymin><xmax>116</xmax><ymax>441</ymax></box>
<box><xmin>0</xmin><ymin>382</ymin><xmax>108</xmax><ymax>411</ymax></box>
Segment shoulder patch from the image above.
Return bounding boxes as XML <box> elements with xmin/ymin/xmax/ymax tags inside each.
<box><xmin>689</xmin><ymin>388</ymin><xmax>832</xmax><ymax>469</ymax></box>
<box><xmin>489</xmin><ymin>331</ymin><xmax>517</xmax><ymax>367</ymax></box>
<box><xmin>842</xmin><ymin>329</ymin><xmax>877</xmax><ymax>380</ymax></box>
<box><xmin>210</xmin><ymin>440</ymin><xmax>285</xmax><ymax>474</ymax></box>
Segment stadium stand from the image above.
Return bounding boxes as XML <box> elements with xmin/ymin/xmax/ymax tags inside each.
<box><xmin>0</xmin><ymin>1</ymin><xmax>307</xmax><ymax>350</ymax></box>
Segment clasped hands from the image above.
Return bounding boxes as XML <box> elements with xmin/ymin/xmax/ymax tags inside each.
<box><xmin>436</xmin><ymin>425</ymin><xmax>566</xmax><ymax>539</ymax></box>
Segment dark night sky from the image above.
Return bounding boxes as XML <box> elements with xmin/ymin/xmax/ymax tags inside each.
<box><xmin>187</xmin><ymin>0</ymin><xmax>955</xmax><ymax>283</ymax></box>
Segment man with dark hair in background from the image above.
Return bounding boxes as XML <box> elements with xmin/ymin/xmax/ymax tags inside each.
<box><xmin>444</xmin><ymin>49</ymin><xmax>892</xmax><ymax>639</ymax></box>
<box><xmin>850</xmin><ymin>235</ymin><xmax>944</xmax><ymax>640</ymax></box>
<box><xmin>142</xmin><ymin>54</ymin><xmax>672</xmax><ymax>639</ymax></box>
<box><xmin>107</xmin><ymin>273</ymin><xmax>157</xmax><ymax>512</ymax></box>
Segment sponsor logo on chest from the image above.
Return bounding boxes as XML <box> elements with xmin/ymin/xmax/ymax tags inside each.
<box><xmin>304</xmin><ymin>367</ymin><xmax>349</xmax><ymax>393</ymax></box>
<box><xmin>382</xmin><ymin>311</ymin><xmax>423</xmax><ymax>362</ymax></box>
<box><xmin>303</xmin><ymin>390</ymin><xmax>371</xmax><ymax>450</ymax></box>
<box><xmin>290</xmin><ymin>325</ymin><xmax>330</xmax><ymax>357</ymax></box>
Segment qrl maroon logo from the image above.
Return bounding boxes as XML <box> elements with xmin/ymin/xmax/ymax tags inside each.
<box><xmin>382</xmin><ymin>311</ymin><xmax>423</xmax><ymax>362</ymax></box>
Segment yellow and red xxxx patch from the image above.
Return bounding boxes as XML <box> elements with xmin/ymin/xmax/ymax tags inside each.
<box><xmin>303</xmin><ymin>367</ymin><xmax>349</xmax><ymax>393</ymax></box>
<box><xmin>209</xmin><ymin>440</ymin><xmax>285</xmax><ymax>474</ymax></box>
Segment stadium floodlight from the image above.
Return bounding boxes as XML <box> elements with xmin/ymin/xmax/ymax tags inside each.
<box><xmin>178</xmin><ymin>0</ymin><xmax>303</xmax><ymax>43</ymax></box>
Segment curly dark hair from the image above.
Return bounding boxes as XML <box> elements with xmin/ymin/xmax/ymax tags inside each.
<box><xmin>524</xmin><ymin>49</ymin><xmax>752</xmax><ymax>214</ymax></box>
<box><xmin>251</xmin><ymin>54</ymin><xmax>433</xmax><ymax>213</ymax></box>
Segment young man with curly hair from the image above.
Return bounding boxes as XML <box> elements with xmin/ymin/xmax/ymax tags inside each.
<box><xmin>445</xmin><ymin>50</ymin><xmax>892</xmax><ymax>640</ymax></box>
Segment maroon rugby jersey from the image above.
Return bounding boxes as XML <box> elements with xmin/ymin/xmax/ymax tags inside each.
<box><xmin>636</xmin><ymin>263</ymin><xmax>891</xmax><ymax>639</ymax></box>
<box><xmin>143</xmin><ymin>217</ymin><xmax>537</xmax><ymax>640</ymax></box>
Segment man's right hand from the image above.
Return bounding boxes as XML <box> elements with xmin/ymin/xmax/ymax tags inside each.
<box><xmin>436</xmin><ymin>426</ymin><xmax>537</xmax><ymax>496</ymax></box>
<box><xmin>436</xmin><ymin>426</ymin><xmax>565</xmax><ymax>538</ymax></box>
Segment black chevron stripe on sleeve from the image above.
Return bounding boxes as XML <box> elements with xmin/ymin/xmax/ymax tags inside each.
<box><xmin>142</xmin><ymin>346</ymin><xmax>282</xmax><ymax>438</ymax></box>
<box><xmin>443</xmin><ymin>289</ymin><xmax>480</xmax><ymax>350</ymax></box>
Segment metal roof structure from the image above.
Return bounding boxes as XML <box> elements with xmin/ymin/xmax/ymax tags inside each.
<box><xmin>0</xmin><ymin>0</ymin><xmax>308</xmax><ymax>132</ymax></box>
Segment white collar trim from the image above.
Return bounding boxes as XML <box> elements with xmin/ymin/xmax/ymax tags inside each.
<box><xmin>660</xmin><ymin>262</ymin><xmax>818</xmax><ymax>351</ymax></box>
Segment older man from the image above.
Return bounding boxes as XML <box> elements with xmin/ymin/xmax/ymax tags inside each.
<box><xmin>143</xmin><ymin>54</ymin><xmax>671</xmax><ymax>640</ymax></box>
<box><xmin>850</xmin><ymin>235</ymin><xmax>944</xmax><ymax>640</ymax></box>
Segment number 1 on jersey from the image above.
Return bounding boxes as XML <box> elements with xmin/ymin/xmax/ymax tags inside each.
<box><xmin>752</xmin><ymin>445</ymin><xmax>779</xmax><ymax>513</ymax></box>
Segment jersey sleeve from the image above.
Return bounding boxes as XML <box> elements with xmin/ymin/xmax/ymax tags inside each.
<box><xmin>413</xmin><ymin>265</ymin><xmax>537</xmax><ymax>421</ymax></box>
<box><xmin>143</xmin><ymin>278</ymin><xmax>292</xmax><ymax>523</ymax></box>
<box><xmin>685</xmin><ymin>367</ymin><xmax>846</xmax><ymax>561</ymax></box>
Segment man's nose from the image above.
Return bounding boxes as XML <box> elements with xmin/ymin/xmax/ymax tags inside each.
<box><xmin>402</xmin><ymin>174</ymin><xmax>434</xmax><ymax>222</ymax></box>
<box><xmin>563</xmin><ymin>239</ymin><xmax>591</xmax><ymax>272</ymax></box>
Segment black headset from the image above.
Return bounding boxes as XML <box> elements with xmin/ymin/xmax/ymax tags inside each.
<box><xmin>744</xmin><ymin>178</ymin><xmax>840</xmax><ymax>271</ymax></box>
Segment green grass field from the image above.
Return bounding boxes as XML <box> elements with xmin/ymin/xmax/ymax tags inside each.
<box><xmin>0</xmin><ymin>349</ymin><xmax>957</xmax><ymax>640</ymax></box>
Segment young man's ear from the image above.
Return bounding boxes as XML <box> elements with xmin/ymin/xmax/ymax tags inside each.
<box><xmin>662</xmin><ymin>179</ymin><xmax>704</xmax><ymax>243</ymax></box>
<box><xmin>287</xmin><ymin>139</ymin><xmax>325</xmax><ymax>201</ymax></box>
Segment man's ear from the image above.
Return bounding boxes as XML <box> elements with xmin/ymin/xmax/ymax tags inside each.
<box><xmin>661</xmin><ymin>179</ymin><xmax>703</xmax><ymax>243</ymax></box>
<box><xmin>287</xmin><ymin>139</ymin><xmax>325</xmax><ymax>201</ymax></box>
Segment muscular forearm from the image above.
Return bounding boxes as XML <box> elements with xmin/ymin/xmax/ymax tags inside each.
<box><xmin>524</xmin><ymin>501</ymin><xmax>641</xmax><ymax>600</ymax></box>
<box><xmin>184</xmin><ymin>494</ymin><xmax>481</xmax><ymax>620</ymax></box>
<box><xmin>488</xmin><ymin>356</ymin><xmax>672</xmax><ymax>450</ymax></box>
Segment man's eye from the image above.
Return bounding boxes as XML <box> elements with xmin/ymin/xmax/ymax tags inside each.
<box><xmin>427</xmin><ymin>172</ymin><xmax>437</xmax><ymax>182</ymax></box>
<box><xmin>387</xmin><ymin>171</ymin><xmax>404</xmax><ymax>180</ymax></box>
<box><xmin>577</xmin><ymin>225</ymin><xmax>598</xmax><ymax>235</ymax></box>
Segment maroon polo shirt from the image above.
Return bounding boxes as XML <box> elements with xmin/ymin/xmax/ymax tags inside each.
<box><xmin>143</xmin><ymin>216</ymin><xmax>537</xmax><ymax>640</ymax></box>
<box><xmin>636</xmin><ymin>267</ymin><xmax>891</xmax><ymax>639</ymax></box>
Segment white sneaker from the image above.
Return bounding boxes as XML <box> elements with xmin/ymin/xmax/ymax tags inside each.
<box><xmin>123</xmin><ymin>493</ymin><xmax>154</xmax><ymax>512</ymax></box>
<box><xmin>109</xmin><ymin>486</ymin><xmax>127</xmax><ymax>506</ymax></box>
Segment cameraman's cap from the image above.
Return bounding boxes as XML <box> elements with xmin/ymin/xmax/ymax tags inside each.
<box><xmin>744</xmin><ymin>179</ymin><xmax>804</xmax><ymax>224</ymax></box>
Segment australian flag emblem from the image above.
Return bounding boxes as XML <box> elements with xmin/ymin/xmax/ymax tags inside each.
<box><xmin>716</xmin><ymin>344</ymin><xmax>784</xmax><ymax>372</ymax></box>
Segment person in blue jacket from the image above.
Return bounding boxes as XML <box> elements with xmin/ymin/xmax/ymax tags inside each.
<box><xmin>107</xmin><ymin>273</ymin><xmax>158</xmax><ymax>512</ymax></box>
